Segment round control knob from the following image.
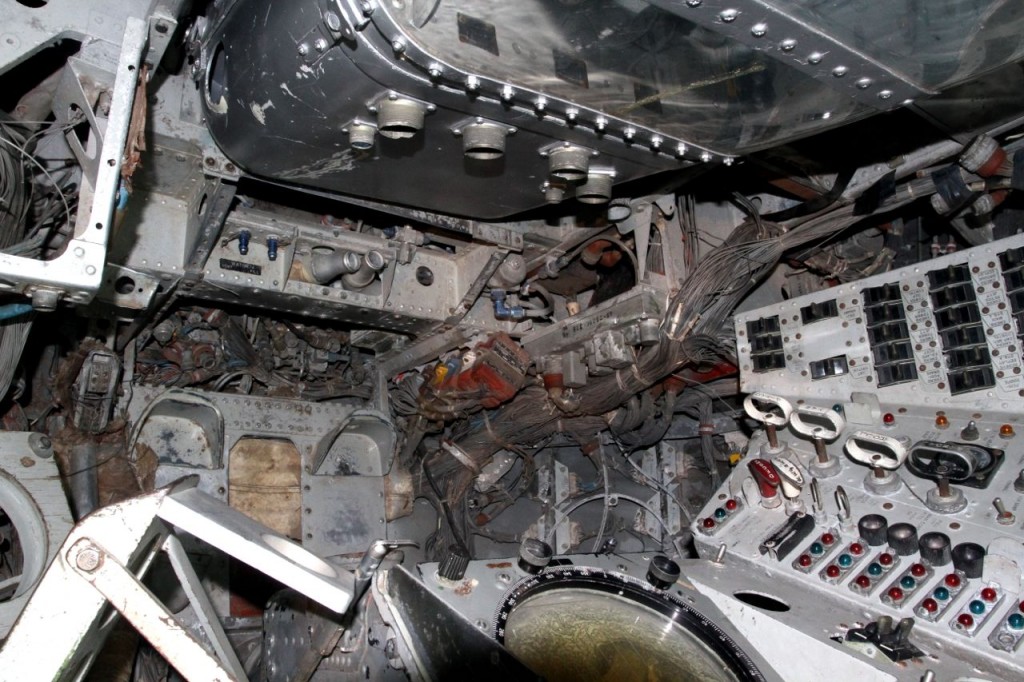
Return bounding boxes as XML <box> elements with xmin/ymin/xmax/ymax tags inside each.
<box><xmin>438</xmin><ymin>545</ymin><xmax>471</xmax><ymax>581</ymax></box>
<box><xmin>518</xmin><ymin>538</ymin><xmax>553</xmax><ymax>575</ymax></box>
<box><xmin>918</xmin><ymin>532</ymin><xmax>952</xmax><ymax>567</ymax></box>
<box><xmin>646</xmin><ymin>555</ymin><xmax>681</xmax><ymax>590</ymax></box>
<box><xmin>952</xmin><ymin>542</ymin><xmax>985</xmax><ymax>579</ymax></box>
<box><xmin>887</xmin><ymin>523</ymin><xmax>919</xmax><ymax>556</ymax></box>
<box><xmin>858</xmin><ymin>514</ymin><xmax>889</xmax><ymax>547</ymax></box>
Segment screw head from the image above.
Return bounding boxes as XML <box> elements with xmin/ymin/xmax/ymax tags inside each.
<box><xmin>878</xmin><ymin>89</ymin><xmax>893</xmax><ymax>100</ymax></box>
<box><xmin>297</xmin><ymin>43</ymin><xmax>310</xmax><ymax>56</ymax></box>
<box><xmin>831</xmin><ymin>65</ymin><xmax>848</xmax><ymax>77</ymax></box>
<box><xmin>780</xmin><ymin>38</ymin><xmax>797</xmax><ymax>51</ymax></box>
<box><xmin>428</xmin><ymin>63</ymin><xmax>442</xmax><ymax>78</ymax></box>
<box><xmin>466</xmin><ymin>75</ymin><xmax>480</xmax><ymax>91</ymax></box>
<box><xmin>686</xmin><ymin>0</ymin><xmax>702</xmax><ymax>6</ymax></box>
<box><xmin>623</xmin><ymin>127</ymin><xmax>636</xmax><ymax>140</ymax></box>
<box><xmin>595</xmin><ymin>116</ymin><xmax>608</xmax><ymax>131</ymax></box>
<box><xmin>314</xmin><ymin>38</ymin><xmax>328</xmax><ymax>52</ymax></box>
<box><xmin>855</xmin><ymin>77</ymin><xmax>872</xmax><ymax>89</ymax></box>
<box><xmin>76</xmin><ymin>547</ymin><xmax>103</xmax><ymax>572</ymax></box>
<box><xmin>808</xmin><ymin>52</ymin><xmax>823</xmax><ymax>64</ymax></box>
<box><xmin>700</xmin><ymin>151</ymin><xmax>712</xmax><ymax>162</ymax></box>
<box><xmin>500</xmin><ymin>84</ymin><xmax>514</xmax><ymax>100</ymax></box>
<box><xmin>719</xmin><ymin>9</ymin><xmax>738</xmax><ymax>22</ymax></box>
<box><xmin>751</xmin><ymin>23</ymin><xmax>767</xmax><ymax>37</ymax></box>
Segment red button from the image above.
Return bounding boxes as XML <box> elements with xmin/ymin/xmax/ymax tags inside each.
<box><xmin>725</xmin><ymin>499</ymin><xmax>738</xmax><ymax>511</ymax></box>
<box><xmin>855</xmin><ymin>575</ymin><xmax>871</xmax><ymax>589</ymax></box>
<box><xmin>821</xmin><ymin>533</ymin><xmax>836</xmax><ymax>545</ymax></box>
<box><xmin>879</xmin><ymin>553</ymin><xmax>894</xmax><ymax>566</ymax></box>
<box><xmin>945</xmin><ymin>574</ymin><xmax>962</xmax><ymax>588</ymax></box>
<box><xmin>910</xmin><ymin>563</ymin><xmax>926</xmax><ymax>577</ymax></box>
<box><xmin>982</xmin><ymin>587</ymin><xmax>998</xmax><ymax>602</ymax></box>
<box><xmin>958</xmin><ymin>613</ymin><xmax>974</xmax><ymax>628</ymax></box>
<box><xmin>883</xmin><ymin>413</ymin><xmax>895</xmax><ymax>425</ymax></box>
<box><xmin>702</xmin><ymin>518</ymin><xmax>716</xmax><ymax>529</ymax></box>
<box><xmin>826</xmin><ymin>565</ymin><xmax>841</xmax><ymax>578</ymax></box>
<box><xmin>850</xmin><ymin>543</ymin><xmax>864</xmax><ymax>555</ymax></box>
<box><xmin>922</xmin><ymin>598</ymin><xmax>938</xmax><ymax>613</ymax></box>
<box><xmin>798</xmin><ymin>554</ymin><xmax>812</xmax><ymax>567</ymax></box>
<box><xmin>888</xmin><ymin>587</ymin><xmax>905</xmax><ymax>601</ymax></box>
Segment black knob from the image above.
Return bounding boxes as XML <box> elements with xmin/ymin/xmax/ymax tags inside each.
<box><xmin>858</xmin><ymin>514</ymin><xmax>889</xmax><ymax>547</ymax></box>
<box><xmin>887</xmin><ymin>523</ymin><xmax>918</xmax><ymax>556</ymax></box>
<box><xmin>918</xmin><ymin>532</ymin><xmax>952</xmax><ymax>567</ymax></box>
<box><xmin>647</xmin><ymin>555</ymin><xmax>681</xmax><ymax>590</ymax></box>
<box><xmin>952</xmin><ymin>542</ymin><xmax>985</xmax><ymax>579</ymax></box>
<box><xmin>518</xmin><ymin>538</ymin><xmax>553</xmax><ymax>575</ymax></box>
<box><xmin>438</xmin><ymin>545</ymin><xmax>470</xmax><ymax>581</ymax></box>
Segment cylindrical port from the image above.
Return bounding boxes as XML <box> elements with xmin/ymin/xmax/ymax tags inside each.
<box><xmin>462</xmin><ymin>121</ymin><xmax>507</xmax><ymax>160</ymax></box>
<box><xmin>342</xmin><ymin>249</ymin><xmax>386</xmax><ymax>289</ymax></box>
<box><xmin>544</xmin><ymin>181</ymin><xmax>570</xmax><ymax>204</ymax></box>
<box><xmin>576</xmin><ymin>173</ymin><xmax>613</xmax><ymax>205</ymax></box>
<box><xmin>376</xmin><ymin>98</ymin><xmax>426</xmax><ymax>140</ymax></box>
<box><xmin>310</xmin><ymin>249</ymin><xmax>362</xmax><ymax>284</ymax></box>
<box><xmin>349</xmin><ymin>122</ymin><xmax>376</xmax><ymax>150</ymax></box>
<box><xmin>548</xmin><ymin>145</ymin><xmax>591</xmax><ymax>182</ymax></box>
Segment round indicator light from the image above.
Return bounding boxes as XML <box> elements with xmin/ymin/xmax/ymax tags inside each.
<box><xmin>969</xmin><ymin>600</ymin><xmax>986</xmax><ymax>615</ymax></box>
<box><xmin>850</xmin><ymin>543</ymin><xmax>864</xmax><ymax>555</ymax></box>
<box><xmin>867</xmin><ymin>563</ymin><xmax>883</xmax><ymax>576</ymax></box>
<box><xmin>798</xmin><ymin>554</ymin><xmax>812</xmax><ymax>567</ymax></box>
<box><xmin>981</xmin><ymin>587</ymin><xmax>998</xmax><ymax>602</ymax></box>
<box><xmin>935</xmin><ymin>415</ymin><xmax>949</xmax><ymax>429</ymax></box>
<box><xmin>910</xmin><ymin>563</ymin><xmax>926</xmax><ymax>577</ymax></box>
<box><xmin>810</xmin><ymin>542</ymin><xmax>824</xmax><ymax>555</ymax></box>
<box><xmin>883</xmin><ymin>413</ymin><xmax>895</xmax><ymax>425</ymax></box>
<box><xmin>900</xmin><ymin>576</ymin><xmax>916</xmax><ymax>590</ymax></box>
<box><xmin>944</xmin><ymin>574</ymin><xmax>961</xmax><ymax>589</ymax></box>
<box><xmin>1009</xmin><ymin>613</ymin><xmax>1024</xmax><ymax>630</ymax></box>
<box><xmin>702</xmin><ymin>518</ymin><xmax>716</xmax><ymax>529</ymax></box>
<box><xmin>855</xmin><ymin>576</ymin><xmax>871</xmax><ymax>589</ymax></box>
<box><xmin>887</xmin><ymin>587</ymin><xmax>905</xmax><ymax>601</ymax></box>
<box><xmin>826</xmin><ymin>565</ymin><xmax>841</xmax><ymax>579</ymax></box>
<box><xmin>838</xmin><ymin>554</ymin><xmax>853</xmax><ymax>568</ymax></box>
<box><xmin>921</xmin><ymin>598</ymin><xmax>938</xmax><ymax>613</ymax></box>
<box><xmin>821</xmin><ymin>533</ymin><xmax>836</xmax><ymax>545</ymax></box>
<box><xmin>957</xmin><ymin>613</ymin><xmax>974</xmax><ymax>628</ymax></box>
<box><xmin>934</xmin><ymin>587</ymin><xmax>950</xmax><ymax>601</ymax></box>
<box><xmin>725</xmin><ymin>499</ymin><xmax>738</xmax><ymax>511</ymax></box>
<box><xmin>714</xmin><ymin>507</ymin><xmax>727</xmax><ymax>519</ymax></box>
<box><xmin>879</xmin><ymin>553</ymin><xmax>894</xmax><ymax>566</ymax></box>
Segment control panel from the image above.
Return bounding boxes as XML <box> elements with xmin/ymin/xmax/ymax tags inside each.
<box><xmin>695</xmin><ymin>234</ymin><xmax>1024</xmax><ymax>681</ymax></box>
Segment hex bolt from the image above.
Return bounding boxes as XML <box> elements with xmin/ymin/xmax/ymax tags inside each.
<box><xmin>238</xmin><ymin>230</ymin><xmax>250</xmax><ymax>256</ymax></box>
<box><xmin>266</xmin><ymin>236</ymin><xmax>279</xmax><ymax>262</ymax></box>
<box><xmin>993</xmin><ymin>497</ymin><xmax>1015</xmax><ymax>525</ymax></box>
<box><xmin>75</xmin><ymin>546</ymin><xmax>103</xmax><ymax>572</ymax></box>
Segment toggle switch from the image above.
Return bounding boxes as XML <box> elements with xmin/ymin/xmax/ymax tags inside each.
<box><xmin>791</xmin><ymin>404</ymin><xmax>846</xmax><ymax>478</ymax></box>
<box><xmin>845</xmin><ymin>431</ymin><xmax>908</xmax><ymax>496</ymax></box>
<box><xmin>772</xmin><ymin>457</ymin><xmax>806</xmax><ymax>513</ymax></box>
<box><xmin>747</xmin><ymin>458</ymin><xmax>783</xmax><ymax>509</ymax></box>
<box><xmin>743</xmin><ymin>392</ymin><xmax>793</xmax><ymax>455</ymax></box>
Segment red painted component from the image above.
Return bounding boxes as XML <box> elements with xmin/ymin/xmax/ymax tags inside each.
<box><xmin>798</xmin><ymin>554</ymin><xmax>812</xmax><ymax>567</ymax></box>
<box><xmin>957</xmin><ymin>613</ymin><xmax>975</xmax><ymax>628</ymax></box>
<box><xmin>910</xmin><ymin>563</ymin><xmax>926</xmax><ymax>577</ymax></box>
<box><xmin>888</xmin><ymin>587</ymin><xmax>905</xmax><ymax>601</ymax></box>
<box><xmin>982</xmin><ymin>587</ymin><xmax>998</xmax><ymax>602</ymax></box>
<box><xmin>821</xmin><ymin>532</ymin><xmax>836</xmax><ymax>546</ymax></box>
<box><xmin>945</xmin><ymin>574</ymin><xmax>962</xmax><ymax>588</ymax></box>
<box><xmin>879</xmin><ymin>553</ymin><xmax>894</xmax><ymax>566</ymax></box>
<box><xmin>850</xmin><ymin>543</ymin><xmax>864</xmax><ymax>555</ymax></box>
<box><xmin>747</xmin><ymin>459</ymin><xmax>781</xmax><ymax>499</ymax></box>
<box><xmin>453</xmin><ymin>333</ymin><xmax>531</xmax><ymax>408</ymax></box>
<box><xmin>826</xmin><ymin>565</ymin><xmax>841</xmax><ymax>578</ymax></box>
<box><xmin>882</xmin><ymin>412</ymin><xmax>895</xmax><ymax>425</ymax></box>
<box><xmin>922</xmin><ymin>598</ymin><xmax>939</xmax><ymax>613</ymax></box>
<box><xmin>855</xmin><ymin>575</ymin><xmax>871</xmax><ymax>589</ymax></box>
<box><xmin>702</xmin><ymin>518</ymin><xmax>716</xmax><ymax>529</ymax></box>
<box><xmin>724</xmin><ymin>499</ymin><xmax>738</xmax><ymax>511</ymax></box>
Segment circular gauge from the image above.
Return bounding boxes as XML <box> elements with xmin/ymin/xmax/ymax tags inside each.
<box><xmin>494</xmin><ymin>566</ymin><xmax>766</xmax><ymax>682</ymax></box>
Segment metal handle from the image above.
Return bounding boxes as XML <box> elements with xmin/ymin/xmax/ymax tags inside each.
<box><xmin>743</xmin><ymin>392</ymin><xmax>794</xmax><ymax>427</ymax></box>
<box><xmin>790</xmin><ymin>404</ymin><xmax>846</xmax><ymax>440</ymax></box>
<box><xmin>845</xmin><ymin>431</ymin><xmax>908</xmax><ymax>470</ymax></box>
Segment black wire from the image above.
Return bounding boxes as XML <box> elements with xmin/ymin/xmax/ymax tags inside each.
<box><xmin>421</xmin><ymin>458</ymin><xmax>471</xmax><ymax>556</ymax></box>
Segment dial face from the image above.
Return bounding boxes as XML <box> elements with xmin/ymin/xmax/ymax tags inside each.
<box><xmin>495</xmin><ymin>567</ymin><xmax>765</xmax><ymax>682</ymax></box>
